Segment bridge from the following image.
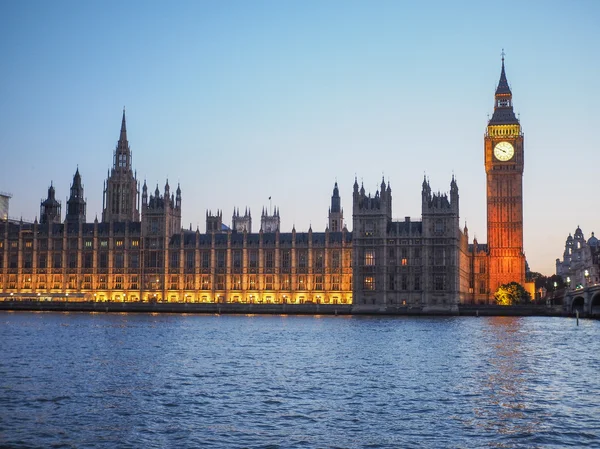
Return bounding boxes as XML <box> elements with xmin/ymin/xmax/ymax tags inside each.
<box><xmin>563</xmin><ymin>284</ymin><xmax>600</xmax><ymax>316</ymax></box>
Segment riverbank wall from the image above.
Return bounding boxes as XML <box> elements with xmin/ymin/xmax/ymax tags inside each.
<box><xmin>0</xmin><ymin>300</ymin><xmax>577</xmax><ymax>317</ymax></box>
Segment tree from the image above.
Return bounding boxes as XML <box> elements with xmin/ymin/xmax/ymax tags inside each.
<box><xmin>494</xmin><ymin>282</ymin><xmax>532</xmax><ymax>306</ymax></box>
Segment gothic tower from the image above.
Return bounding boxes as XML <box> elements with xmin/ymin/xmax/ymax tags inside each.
<box><xmin>66</xmin><ymin>168</ymin><xmax>86</xmax><ymax>224</ymax></box>
<box><xmin>40</xmin><ymin>182</ymin><xmax>61</xmax><ymax>224</ymax></box>
<box><xmin>261</xmin><ymin>206</ymin><xmax>280</xmax><ymax>232</ymax></box>
<box><xmin>328</xmin><ymin>182</ymin><xmax>343</xmax><ymax>231</ymax></box>
<box><xmin>232</xmin><ymin>207</ymin><xmax>252</xmax><ymax>232</ymax></box>
<box><xmin>485</xmin><ymin>54</ymin><xmax>526</xmax><ymax>292</ymax></box>
<box><xmin>102</xmin><ymin>109</ymin><xmax>140</xmax><ymax>223</ymax></box>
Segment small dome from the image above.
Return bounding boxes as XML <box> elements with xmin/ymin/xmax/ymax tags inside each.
<box><xmin>588</xmin><ymin>232</ymin><xmax>598</xmax><ymax>247</ymax></box>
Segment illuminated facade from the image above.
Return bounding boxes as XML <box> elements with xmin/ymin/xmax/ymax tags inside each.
<box><xmin>0</xmin><ymin>113</ymin><xmax>352</xmax><ymax>303</ymax></box>
<box><xmin>0</xmin><ymin>58</ymin><xmax>531</xmax><ymax>307</ymax></box>
<box><xmin>463</xmin><ymin>55</ymin><xmax>527</xmax><ymax>303</ymax></box>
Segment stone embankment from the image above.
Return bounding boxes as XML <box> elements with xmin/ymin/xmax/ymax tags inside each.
<box><xmin>0</xmin><ymin>300</ymin><xmax>577</xmax><ymax>317</ymax></box>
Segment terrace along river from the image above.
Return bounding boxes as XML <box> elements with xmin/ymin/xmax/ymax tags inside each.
<box><xmin>1</xmin><ymin>312</ymin><xmax>599</xmax><ymax>448</ymax></box>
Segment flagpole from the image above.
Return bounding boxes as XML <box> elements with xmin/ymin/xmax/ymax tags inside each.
<box><xmin>269</xmin><ymin>196</ymin><xmax>272</xmax><ymax>216</ymax></box>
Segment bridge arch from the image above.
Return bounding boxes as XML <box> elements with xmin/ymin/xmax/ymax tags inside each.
<box><xmin>591</xmin><ymin>293</ymin><xmax>600</xmax><ymax>316</ymax></box>
<box><xmin>572</xmin><ymin>296</ymin><xmax>585</xmax><ymax>314</ymax></box>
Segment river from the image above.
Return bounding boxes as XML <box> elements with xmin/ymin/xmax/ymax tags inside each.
<box><xmin>1</xmin><ymin>312</ymin><xmax>598</xmax><ymax>448</ymax></box>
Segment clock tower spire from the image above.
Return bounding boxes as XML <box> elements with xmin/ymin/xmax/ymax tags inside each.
<box><xmin>485</xmin><ymin>54</ymin><xmax>526</xmax><ymax>295</ymax></box>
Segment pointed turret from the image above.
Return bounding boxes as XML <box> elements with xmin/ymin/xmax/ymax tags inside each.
<box><xmin>119</xmin><ymin>108</ymin><xmax>128</xmax><ymax>143</ymax></box>
<box><xmin>495</xmin><ymin>54</ymin><xmax>511</xmax><ymax>96</ymax></box>
<box><xmin>66</xmin><ymin>167</ymin><xmax>86</xmax><ymax>224</ymax></box>
<box><xmin>489</xmin><ymin>52</ymin><xmax>518</xmax><ymax>125</ymax></box>
<box><xmin>103</xmin><ymin>109</ymin><xmax>140</xmax><ymax>222</ymax></box>
<box><xmin>142</xmin><ymin>180</ymin><xmax>148</xmax><ymax>206</ymax></box>
<box><xmin>40</xmin><ymin>181</ymin><xmax>62</xmax><ymax>224</ymax></box>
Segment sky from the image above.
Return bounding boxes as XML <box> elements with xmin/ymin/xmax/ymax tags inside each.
<box><xmin>1</xmin><ymin>0</ymin><xmax>599</xmax><ymax>276</ymax></box>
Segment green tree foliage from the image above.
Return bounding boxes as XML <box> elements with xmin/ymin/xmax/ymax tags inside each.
<box><xmin>494</xmin><ymin>282</ymin><xmax>532</xmax><ymax>306</ymax></box>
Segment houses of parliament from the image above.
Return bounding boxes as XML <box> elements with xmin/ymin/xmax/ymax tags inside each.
<box><xmin>0</xmin><ymin>59</ymin><xmax>527</xmax><ymax>310</ymax></box>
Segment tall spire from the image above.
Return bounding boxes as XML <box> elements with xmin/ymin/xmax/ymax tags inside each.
<box><xmin>120</xmin><ymin>107</ymin><xmax>127</xmax><ymax>143</ymax></box>
<box><xmin>489</xmin><ymin>51</ymin><xmax>518</xmax><ymax>125</ymax></box>
<box><xmin>495</xmin><ymin>49</ymin><xmax>511</xmax><ymax>96</ymax></box>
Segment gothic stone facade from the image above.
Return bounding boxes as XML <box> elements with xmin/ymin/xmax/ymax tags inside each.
<box><xmin>0</xmin><ymin>59</ymin><xmax>529</xmax><ymax>307</ymax></box>
<box><xmin>351</xmin><ymin>176</ymin><xmax>467</xmax><ymax>311</ymax></box>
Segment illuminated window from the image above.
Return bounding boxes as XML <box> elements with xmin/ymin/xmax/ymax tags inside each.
<box><xmin>201</xmin><ymin>276</ymin><xmax>210</xmax><ymax>290</ymax></box>
<box><xmin>216</xmin><ymin>275</ymin><xmax>224</xmax><ymax>290</ymax></box>
<box><xmin>231</xmin><ymin>275</ymin><xmax>242</xmax><ymax>290</ymax></box>
<box><xmin>130</xmin><ymin>275</ymin><xmax>138</xmax><ymax>290</ymax></box>
<box><xmin>83</xmin><ymin>275</ymin><xmax>92</xmax><ymax>290</ymax></box>
<box><xmin>100</xmin><ymin>240</ymin><xmax>108</xmax><ymax>248</ymax></box>
<box><xmin>249</xmin><ymin>275</ymin><xmax>256</xmax><ymax>289</ymax></box>
<box><xmin>131</xmin><ymin>239</ymin><xmax>139</xmax><ymax>248</ymax></box>
<box><xmin>9</xmin><ymin>275</ymin><xmax>17</xmax><ymax>289</ymax></box>
<box><xmin>315</xmin><ymin>275</ymin><xmax>323</xmax><ymax>290</ymax></box>
<box><xmin>265</xmin><ymin>275</ymin><xmax>273</xmax><ymax>290</ymax></box>
<box><xmin>25</xmin><ymin>241</ymin><xmax>32</xmax><ymax>248</ymax></box>
<box><xmin>68</xmin><ymin>275</ymin><xmax>77</xmax><ymax>289</ymax></box>
<box><xmin>363</xmin><ymin>276</ymin><xmax>374</xmax><ymax>290</ymax></box>
<box><xmin>99</xmin><ymin>276</ymin><xmax>107</xmax><ymax>290</ymax></box>
<box><xmin>332</xmin><ymin>275</ymin><xmax>340</xmax><ymax>290</ymax></box>
<box><xmin>170</xmin><ymin>275</ymin><xmax>178</xmax><ymax>290</ymax></box>
<box><xmin>85</xmin><ymin>240</ymin><xmax>92</xmax><ymax>248</ymax></box>
<box><xmin>38</xmin><ymin>275</ymin><xmax>46</xmax><ymax>289</ymax></box>
<box><xmin>53</xmin><ymin>275</ymin><xmax>61</xmax><ymax>289</ymax></box>
<box><xmin>116</xmin><ymin>240</ymin><xmax>123</xmax><ymax>248</ymax></box>
<box><xmin>282</xmin><ymin>275</ymin><xmax>291</xmax><ymax>290</ymax></box>
<box><xmin>298</xmin><ymin>275</ymin><xmax>305</xmax><ymax>289</ymax></box>
<box><xmin>364</xmin><ymin>250</ymin><xmax>375</xmax><ymax>266</ymax></box>
<box><xmin>115</xmin><ymin>276</ymin><xmax>123</xmax><ymax>290</ymax></box>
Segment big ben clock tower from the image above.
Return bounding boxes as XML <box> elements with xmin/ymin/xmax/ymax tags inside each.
<box><xmin>485</xmin><ymin>54</ymin><xmax>526</xmax><ymax>294</ymax></box>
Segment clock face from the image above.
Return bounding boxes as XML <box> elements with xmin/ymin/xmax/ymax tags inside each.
<box><xmin>494</xmin><ymin>141</ymin><xmax>514</xmax><ymax>161</ymax></box>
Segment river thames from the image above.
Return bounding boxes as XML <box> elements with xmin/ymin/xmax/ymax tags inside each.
<box><xmin>1</xmin><ymin>312</ymin><xmax>598</xmax><ymax>448</ymax></box>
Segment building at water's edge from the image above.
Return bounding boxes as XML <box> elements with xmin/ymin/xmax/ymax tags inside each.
<box><xmin>0</xmin><ymin>58</ymin><xmax>532</xmax><ymax>309</ymax></box>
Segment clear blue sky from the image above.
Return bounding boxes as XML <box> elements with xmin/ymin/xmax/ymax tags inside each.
<box><xmin>1</xmin><ymin>1</ymin><xmax>599</xmax><ymax>276</ymax></box>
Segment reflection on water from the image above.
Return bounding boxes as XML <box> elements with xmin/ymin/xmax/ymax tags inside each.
<box><xmin>0</xmin><ymin>312</ymin><xmax>598</xmax><ymax>448</ymax></box>
<box><xmin>474</xmin><ymin>317</ymin><xmax>537</xmax><ymax>439</ymax></box>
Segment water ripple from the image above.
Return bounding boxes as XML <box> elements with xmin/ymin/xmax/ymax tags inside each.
<box><xmin>1</xmin><ymin>313</ymin><xmax>599</xmax><ymax>448</ymax></box>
